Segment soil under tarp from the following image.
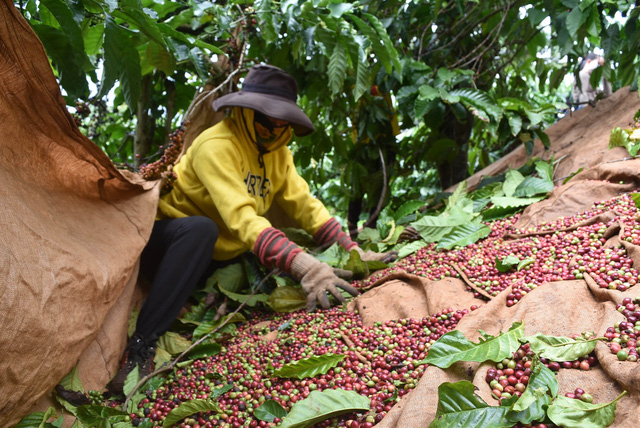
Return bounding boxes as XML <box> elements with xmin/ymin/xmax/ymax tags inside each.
<box><xmin>2</xmin><ymin>0</ymin><xmax>640</xmax><ymax>426</ymax></box>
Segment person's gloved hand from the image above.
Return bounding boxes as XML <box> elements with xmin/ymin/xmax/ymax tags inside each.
<box><xmin>291</xmin><ymin>252</ymin><xmax>359</xmax><ymax>311</ymax></box>
<box><xmin>354</xmin><ymin>246</ymin><xmax>398</xmax><ymax>263</ymax></box>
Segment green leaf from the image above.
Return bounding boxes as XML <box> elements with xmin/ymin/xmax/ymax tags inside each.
<box><xmin>210</xmin><ymin>383</ymin><xmax>234</xmax><ymax>399</ymax></box>
<box><xmin>158</xmin><ymin>331</ymin><xmax>192</xmax><ymax>355</ymax></box>
<box><xmin>395</xmin><ymin>239</ymin><xmax>427</xmax><ymax>259</ymax></box>
<box><xmin>632</xmin><ymin>193</ymin><xmax>640</xmax><ymax>209</ymax></box>
<box><xmin>59</xmin><ymin>365</ymin><xmax>84</xmax><ymax>392</ymax></box>
<box><xmin>328</xmin><ymin>40</ymin><xmax>348</xmax><ymax>97</ymax></box>
<box><xmin>254</xmin><ymin>400</ymin><xmax>288</xmax><ymax>422</ymax></box>
<box><xmin>327</xmin><ymin>3</ymin><xmax>353</xmax><ymax>18</ymax></box>
<box><xmin>609</xmin><ymin>127</ymin><xmax>640</xmax><ymax>156</ymax></box>
<box><xmin>473</xmin><ymin>198</ymin><xmax>491</xmax><ymax>213</ymax></box>
<box><xmin>281</xmin><ymin>228</ymin><xmax>317</xmax><ymax>248</ymax></box>
<box><xmin>513</xmin><ymin>177</ymin><xmax>553</xmax><ymax>197</ymax></box>
<box><xmin>127</xmin><ymin>307</ymin><xmax>139</xmax><ymax>340</ymax></box>
<box><xmin>547</xmin><ymin>392</ymin><xmax>627</xmax><ymax>428</ymax></box>
<box><xmin>219</xmin><ymin>286</ymin><xmax>269</xmax><ymax>307</ymax></box>
<box><xmin>156</xmin><ymin>23</ymin><xmax>223</xmax><ymax>54</ymax></box>
<box><xmin>213</xmin><ymin>263</ymin><xmax>247</xmax><ymax>293</ymax></box>
<box><xmin>507</xmin><ymin>114</ymin><xmax>523</xmax><ymax>136</ymax></box>
<box><xmin>446</xmin><ymin>181</ymin><xmax>468</xmax><ymax>211</ymax></box>
<box><xmin>357</xmin><ymin>228</ymin><xmax>381</xmax><ymax>244</ymax></box>
<box><xmin>41</xmin><ymin>0</ymin><xmax>86</xmax><ymax>57</ymax></box>
<box><xmin>503</xmin><ymin>170</ymin><xmax>526</xmax><ymax>197</ymax></box>
<box><xmin>163</xmin><ymin>399</ymin><xmax>221</xmax><ymax>427</ymax></box>
<box><xmin>450</xmin><ymin>88</ymin><xmax>502</xmax><ymax>121</ymax></box>
<box><xmin>83</xmin><ymin>24</ymin><xmax>105</xmax><ymax>57</ymax></box>
<box><xmin>30</xmin><ymin>23</ymin><xmax>89</xmax><ymax>99</ymax></box>
<box><xmin>315</xmin><ymin>243</ymin><xmax>350</xmax><ymax>267</ymax></box>
<box><xmin>429</xmin><ymin>381</ymin><xmax>511</xmax><ymax>428</ymax></box>
<box><xmin>113</xmin><ymin>4</ymin><xmax>167</xmax><ymax>49</ymax></box>
<box><xmin>363</xmin><ymin>12</ymin><xmax>402</xmax><ymax>78</ymax></box>
<box><xmin>496</xmin><ymin>255</ymin><xmax>520</xmax><ymax>272</ymax></box>
<box><xmin>75</xmin><ymin>405</ymin><xmax>129</xmax><ymax>427</ymax></box>
<box><xmin>536</xmin><ymin>130</ymin><xmax>551</xmax><ymax>148</ymax></box>
<box><xmin>507</xmin><ymin>390</ymin><xmax>550</xmax><ymax>424</ymax></box>
<box><xmin>517</xmin><ymin>257</ymin><xmax>535</xmax><ymax>271</ymax></box>
<box><xmin>347</xmin><ymin>14</ymin><xmax>392</xmax><ymax>75</ymax></box>
<box><xmin>410</xmin><ymin>208</ymin><xmax>474</xmax><ymax>243</ymax></box>
<box><xmin>178</xmin><ymin>301</ymin><xmax>207</xmax><ymax>325</ymax></box>
<box><xmin>481</xmin><ymin>206</ymin><xmax>523</xmax><ymax>222</ymax></box>
<box><xmin>16</xmin><ymin>407</ymin><xmax>59</xmax><ymax>428</ymax></box>
<box><xmin>436</xmin><ymin>223</ymin><xmax>491</xmax><ymax>250</ymax></box>
<box><xmin>507</xmin><ymin>386</ymin><xmax>551</xmax><ymax>424</ymax></box>
<box><xmin>563</xmin><ymin>168</ymin><xmax>584</xmax><ymax>185</ymax></box>
<box><xmin>535</xmin><ymin>160</ymin><xmax>554</xmax><ymax>182</ymax></box>
<box><xmin>354</xmin><ymin>61</ymin><xmax>371</xmax><ymax>101</ymax></box>
<box><xmin>267</xmin><ymin>286</ymin><xmax>307</xmax><ymax>313</ymax></box>
<box><xmin>507</xmin><ymin>361</ymin><xmax>557</xmax><ymax>424</ymax></box>
<box><xmin>521</xmin><ymin>334</ymin><xmax>599</xmax><ymax>362</ymax></box>
<box><xmin>186</xmin><ymin>342</ymin><xmax>222</xmax><ymax>359</ymax></box>
<box><xmin>609</xmin><ymin>127</ymin><xmax>630</xmax><ymax>148</ymax></box>
<box><xmin>273</xmin><ymin>354</ymin><xmax>346</xmax><ymax>379</ymax></box>
<box><xmin>103</xmin><ymin>15</ymin><xmax>141</xmax><ymax>111</ymax></box>
<box><xmin>344</xmin><ymin>249</ymin><xmax>369</xmax><ymax>278</ymax></box>
<box><xmin>366</xmin><ymin>260</ymin><xmax>389</xmax><ymax>272</ymax></box>
<box><xmin>153</xmin><ymin>347</ymin><xmax>172</xmax><ymax>369</ymax></box>
<box><xmin>145</xmin><ymin>41</ymin><xmax>175</xmax><ymax>75</ymax></box>
<box><xmin>394</xmin><ymin>200</ymin><xmax>424</xmax><ymax>221</ymax></box>
<box><xmin>279</xmin><ymin>389</ymin><xmax>370</xmax><ymax>428</ymax></box>
<box><xmin>420</xmin><ymin>322</ymin><xmax>525</xmax><ymax>368</ymax></box>
<box><xmin>192</xmin><ymin>312</ymin><xmax>245</xmax><ymax>340</ymax></box>
<box><xmin>256</xmin><ymin>0</ymin><xmax>277</xmax><ymax>42</ymax></box>
<box><xmin>418</xmin><ymin>84</ymin><xmax>440</xmax><ymax>102</ymax></box>
<box><xmin>123</xmin><ymin>366</ymin><xmax>140</xmax><ymax>397</ymax></box>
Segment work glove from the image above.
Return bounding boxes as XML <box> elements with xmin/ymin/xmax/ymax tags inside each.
<box><xmin>291</xmin><ymin>252</ymin><xmax>359</xmax><ymax>311</ymax></box>
<box><xmin>354</xmin><ymin>246</ymin><xmax>399</xmax><ymax>264</ymax></box>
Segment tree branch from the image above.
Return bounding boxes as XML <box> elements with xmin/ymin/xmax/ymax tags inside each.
<box><xmin>422</xmin><ymin>4</ymin><xmax>504</xmax><ymax>58</ymax></box>
<box><xmin>451</xmin><ymin>3</ymin><xmax>510</xmax><ymax>69</ymax></box>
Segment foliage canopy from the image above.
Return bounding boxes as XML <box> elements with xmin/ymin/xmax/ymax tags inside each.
<box><xmin>15</xmin><ymin>0</ymin><xmax>640</xmax><ymax>228</ymax></box>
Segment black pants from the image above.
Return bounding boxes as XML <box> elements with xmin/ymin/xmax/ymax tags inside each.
<box><xmin>135</xmin><ymin>216</ymin><xmax>219</xmax><ymax>344</ymax></box>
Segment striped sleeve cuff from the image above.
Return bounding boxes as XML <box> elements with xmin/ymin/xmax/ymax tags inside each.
<box><xmin>313</xmin><ymin>217</ymin><xmax>358</xmax><ymax>251</ymax></box>
<box><xmin>254</xmin><ymin>227</ymin><xmax>303</xmax><ymax>273</ymax></box>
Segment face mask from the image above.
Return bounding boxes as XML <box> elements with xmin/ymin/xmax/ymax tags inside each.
<box><xmin>253</xmin><ymin>111</ymin><xmax>289</xmax><ymax>144</ymax></box>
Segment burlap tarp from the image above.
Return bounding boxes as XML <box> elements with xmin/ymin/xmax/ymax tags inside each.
<box><xmin>2</xmin><ymin>0</ymin><xmax>640</xmax><ymax>426</ymax></box>
<box><xmin>0</xmin><ymin>2</ymin><xmax>159</xmax><ymax>425</ymax></box>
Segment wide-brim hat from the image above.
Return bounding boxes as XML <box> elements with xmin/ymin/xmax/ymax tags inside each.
<box><xmin>212</xmin><ymin>64</ymin><xmax>315</xmax><ymax>137</ymax></box>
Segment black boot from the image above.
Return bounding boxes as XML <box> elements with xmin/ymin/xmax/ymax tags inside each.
<box><xmin>106</xmin><ymin>333</ymin><xmax>156</xmax><ymax>396</ymax></box>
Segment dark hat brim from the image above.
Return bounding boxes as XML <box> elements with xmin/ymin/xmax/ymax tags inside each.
<box><xmin>212</xmin><ymin>92</ymin><xmax>314</xmax><ymax>137</ymax></box>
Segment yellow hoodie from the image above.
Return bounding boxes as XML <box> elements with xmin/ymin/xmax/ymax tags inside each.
<box><xmin>157</xmin><ymin>107</ymin><xmax>332</xmax><ymax>263</ymax></box>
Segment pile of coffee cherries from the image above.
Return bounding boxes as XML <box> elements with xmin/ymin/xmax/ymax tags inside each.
<box><xmin>606</xmin><ymin>297</ymin><xmax>640</xmax><ymax>362</ymax></box>
<box><xmin>119</xmin><ymin>307</ymin><xmax>467</xmax><ymax>427</ymax></box>
<box><xmin>485</xmin><ymin>341</ymin><xmax>598</xmax><ymax>405</ymax></box>
<box><xmin>358</xmin><ymin>193</ymin><xmax>640</xmax><ymax>307</ymax></box>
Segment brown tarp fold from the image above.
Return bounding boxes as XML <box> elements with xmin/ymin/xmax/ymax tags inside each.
<box><xmin>0</xmin><ymin>2</ymin><xmax>158</xmax><ymax>425</ymax></box>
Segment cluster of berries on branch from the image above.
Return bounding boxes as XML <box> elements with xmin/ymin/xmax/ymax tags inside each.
<box><xmin>138</xmin><ymin>122</ymin><xmax>189</xmax><ymax>194</ymax></box>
